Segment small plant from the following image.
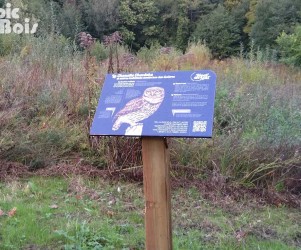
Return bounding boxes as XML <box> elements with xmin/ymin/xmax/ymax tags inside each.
<box><xmin>151</xmin><ymin>46</ymin><xmax>182</xmax><ymax>71</ymax></box>
<box><xmin>56</xmin><ymin>222</ymin><xmax>118</xmax><ymax>249</ymax></box>
<box><xmin>181</xmin><ymin>41</ymin><xmax>212</xmax><ymax>69</ymax></box>
<box><xmin>90</xmin><ymin>41</ymin><xmax>109</xmax><ymax>61</ymax></box>
<box><xmin>136</xmin><ymin>43</ymin><xmax>160</xmax><ymax>65</ymax></box>
<box><xmin>276</xmin><ymin>25</ymin><xmax>301</xmax><ymax>67</ymax></box>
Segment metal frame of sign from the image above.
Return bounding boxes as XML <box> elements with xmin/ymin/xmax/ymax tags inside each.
<box><xmin>90</xmin><ymin>70</ymin><xmax>217</xmax><ymax>138</ymax></box>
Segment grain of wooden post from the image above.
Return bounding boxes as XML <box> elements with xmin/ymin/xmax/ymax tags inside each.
<box><xmin>142</xmin><ymin>137</ymin><xmax>172</xmax><ymax>250</ymax></box>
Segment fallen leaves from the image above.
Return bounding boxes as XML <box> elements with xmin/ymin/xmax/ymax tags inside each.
<box><xmin>0</xmin><ymin>207</ymin><xmax>17</xmax><ymax>217</ymax></box>
<box><xmin>235</xmin><ymin>220</ymin><xmax>263</xmax><ymax>242</ymax></box>
<box><xmin>8</xmin><ymin>207</ymin><xmax>17</xmax><ymax>217</ymax></box>
<box><xmin>235</xmin><ymin>230</ymin><xmax>248</xmax><ymax>242</ymax></box>
<box><xmin>106</xmin><ymin>210</ymin><xmax>115</xmax><ymax>217</ymax></box>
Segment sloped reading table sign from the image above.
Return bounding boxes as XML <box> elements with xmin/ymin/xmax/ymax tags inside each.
<box><xmin>90</xmin><ymin>70</ymin><xmax>217</xmax><ymax>249</ymax></box>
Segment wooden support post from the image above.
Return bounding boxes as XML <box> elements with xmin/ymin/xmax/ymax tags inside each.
<box><xmin>142</xmin><ymin>137</ymin><xmax>172</xmax><ymax>250</ymax></box>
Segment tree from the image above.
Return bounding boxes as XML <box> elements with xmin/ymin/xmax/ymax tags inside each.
<box><xmin>250</xmin><ymin>0</ymin><xmax>301</xmax><ymax>49</ymax></box>
<box><xmin>224</xmin><ymin>0</ymin><xmax>242</xmax><ymax>10</ymax></box>
<box><xmin>276</xmin><ymin>25</ymin><xmax>301</xmax><ymax>66</ymax></box>
<box><xmin>79</xmin><ymin>0</ymin><xmax>119</xmax><ymax>39</ymax></box>
<box><xmin>118</xmin><ymin>0</ymin><xmax>160</xmax><ymax>50</ymax></box>
<box><xmin>175</xmin><ymin>0</ymin><xmax>190</xmax><ymax>50</ymax></box>
<box><xmin>191</xmin><ymin>4</ymin><xmax>240</xmax><ymax>58</ymax></box>
<box><xmin>152</xmin><ymin>0</ymin><xmax>221</xmax><ymax>49</ymax></box>
<box><xmin>244</xmin><ymin>0</ymin><xmax>258</xmax><ymax>35</ymax></box>
<box><xmin>153</xmin><ymin>0</ymin><xmax>178</xmax><ymax>46</ymax></box>
<box><xmin>58</xmin><ymin>1</ymin><xmax>84</xmax><ymax>39</ymax></box>
<box><xmin>228</xmin><ymin>0</ymin><xmax>250</xmax><ymax>49</ymax></box>
<box><xmin>25</xmin><ymin>0</ymin><xmax>62</xmax><ymax>36</ymax></box>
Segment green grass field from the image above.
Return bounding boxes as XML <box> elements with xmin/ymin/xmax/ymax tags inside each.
<box><xmin>0</xmin><ymin>176</ymin><xmax>300</xmax><ymax>249</ymax></box>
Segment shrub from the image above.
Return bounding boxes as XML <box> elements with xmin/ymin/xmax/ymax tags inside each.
<box><xmin>191</xmin><ymin>5</ymin><xmax>240</xmax><ymax>58</ymax></box>
<box><xmin>0</xmin><ymin>34</ymin><xmax>23</xmax><ymax>56</ymax></box>
<box><xmin>276</xmin><ymin>25</ymin><xmax>301</xmax><ymax>67</ymax></box>
<box><xmin>1</xmin><ymin>32</ymin><xmax>300</xmax><ymax>193</ymax></box>
<box><xmin>90</xmin><ymin>41</ymin><xmax>109</xmax><ymax>61</ymax></box>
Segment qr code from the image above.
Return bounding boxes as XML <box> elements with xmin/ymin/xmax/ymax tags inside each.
<box><xmin>193</xmin><ymin>121</ymin><xmax>207</xmax><ymax>132</ymax></box>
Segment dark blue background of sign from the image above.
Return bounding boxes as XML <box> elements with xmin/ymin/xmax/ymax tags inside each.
<box><xmin>90</xmin><ymin>70</ymin><xmax>216</xmax><ymax>138</ymax></box>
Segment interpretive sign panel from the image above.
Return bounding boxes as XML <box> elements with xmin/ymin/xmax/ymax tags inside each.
<box><xmin>90</xmin><ymin>70</ymin><xmax>216</xmax><ymax>138</ymax></box>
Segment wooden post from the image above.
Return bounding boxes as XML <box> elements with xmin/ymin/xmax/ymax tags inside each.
<box><xmin>142</xmin><ymin>137</ymin><xmax>172</xmax><ymax>250</ymax></box>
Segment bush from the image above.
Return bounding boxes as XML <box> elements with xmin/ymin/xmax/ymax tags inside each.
<box><xmin>90</xmin><ymin>41</ymin><xmax>109</xmax><ymax>61</ymax></box>
<box><xmin>0</xmin><ymin>34</ymin><xmax>23</xmax><ymax>56</ymax></box>
<box><xmin>1</xmin><ymin>32</ymin><xmax>300</xmax><ymax>192</ymax></box>
<box><xmin>179</xmin><ymin>42</ymin><xmax>212</xmax><ymax>69</ymax></box>
<box><xmin>136</xmin><ymin>43</ymin><xmax>160</xmax><ymax>65</ymax></box>
<box><xmin>276</xmin><ymin>25</ymin><xmax>301</xmax><ymax>67</ymax></box>
<box><xmin>191</xmin><ymin>5</ymin><xmax>240</xmax><ymax>58</ymax></box>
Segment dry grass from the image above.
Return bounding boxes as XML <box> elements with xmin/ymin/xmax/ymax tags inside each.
<box><xmin>0</xmin><ymin>37</ymin><xmax>300</xmax><ymax>195</ymax></box>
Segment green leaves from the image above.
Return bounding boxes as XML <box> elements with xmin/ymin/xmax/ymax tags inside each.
<box><xmin>192</xmin><ymin>5</ymin><xmax>240</xmax><ymax>58</ymax></box>
<box><xmin>118</xmin><ymin>0</ymin><xmax>160</xmax><ymax>49</ymax></box>
<box><xmin>250</xmin><ymin>0</ymin><xmax>301</xmax><ymax>49</ymax></box>
<box><xmin>80</xmin><ymin>0</ymin><xmax>119</xmax><ymax>38</ymax></box>
<box><xmin>276</xmin><ymin>25</ymin><xmax>301</xmax><ymax>66</ymax></box>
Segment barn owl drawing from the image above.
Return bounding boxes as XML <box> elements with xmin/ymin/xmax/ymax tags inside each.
<box><xmin>112</xmin><ymin>87</ymin><xmax>165</xmax><ymax>134</ymax></box>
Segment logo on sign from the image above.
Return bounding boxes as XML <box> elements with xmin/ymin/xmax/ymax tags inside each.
<box><xmin>191</xmin><ymin>72</ymin><xmax>210</xmax><ymax>81</ymax></box>
<box><xmin>0</xmin><ymin>3</ymin><xmax>39</xmax><ymax>34</ymax></box>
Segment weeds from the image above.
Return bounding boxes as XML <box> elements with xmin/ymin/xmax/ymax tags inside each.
<box><xmin>0</xmin><ymin>176</ymin><xmax>300</xmax><ymax>249</ymax></box>
<box><xmin>55</xmin><ymin>221</ymin><xmax>123</xmax><ymax>249</ymax></box>
<box><xmin>0</xmin><ymin>35</ymin><xmax>300</xmax><ymax>193</ymax></box>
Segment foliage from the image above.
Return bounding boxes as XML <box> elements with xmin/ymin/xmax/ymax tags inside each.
<box><xmin>276</xmin><ymin>25</ymin><xmax>301</xmax><ymax>66</ymax></box>
<box><xmin>0</xmin><ymin>34</ymin><xmax>20</xmax><ymax>56</ymax></box>
<box><xmin>90</xmin><ymin>41</ymin><xmax>109</xmax><ymax>61</ymax></box>
<box><xmin>26</xmin><ymin>0</ymin><xmax>61</xmax><ymax>36</ymax></box>
<box><xmin>118</xmin><ymin>0</ymin><xmax>160</xmax><ymax>50</ymax></box>
<box><xmin>186</xmin><ymin>41</ymin><xmax>211</xmax><ymax>60</ymax></box>
<box><xmin>192</xmin><ymin>5</ymin><xmax>240</xmax><ymax>58</ymax></box>
<box><xmin>229</xmin><ymin>0</ymin><xmax>250</xmax><ymax>48</ymax></box>
<box><xmin>7</xmin><ymin>0</ymin><xmax>299</xmax><ymax>62</ymax></box>
<box><xmin>175</xmin><ymin>0</ymin><xmax>190</xmax><ymax>51</ymax></box>
<box><xmin>1</xmin><ymin>32</ymin><xmax>301</xmax><ymax>188</ymax></box>
<box><xmin>0</xmin><ymin>33</ymin><xmax>301</xmax><ymax>249</ymax></box>
<box><xmin>243</xmin><ymin>0</ymin><xmax>258</xmax><ymax>35</ymax></box>
<box><xmin>1</xmin><ymin>37</ymin><xmax>301</xmax><ymax>191</ymax></box>
<box><xmin>58</xmin><ymin>1</ymin><xmax>84</xmax><ymax>40</ymax></box>
<box><xmin>154</xmin><ymin>0</ymin><xmax>220</xmax><ymax>49</ymax></box>
<box><xmin>136</xmin><ymin>43</ymin><xmax>161</xmax><ymax>65</ymax></box>
<box><xmin>0</xmin><ymin>34</ymin><xmax>87</xmax><ymax>169</ymax></box>
<box><xmin>79</xmin><ymin>0</ymin><xmax>119</xmax><ymax>39</ymax></box>
<box><xmin>150</xmin><ymin>47</ymin><xmax>183</xmax><ymax>71</ymax></box>
<box><xmin>250</xmin><ymin>0</ymin><xmax>301</xmax><ymax>49</ymax></box>
<box><xmin>224</xmin><ymin>0</ymin><xmax>242</xmax><ymax>10</ymax></box>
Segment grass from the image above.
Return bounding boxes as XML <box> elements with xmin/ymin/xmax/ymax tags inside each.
<box><xmin>1</xmin><ymin>37</ymin><xmax>300</xmax><ymax>177</ymax></box>
<box><xmin>0</xmin><ymin>176</ymin><xmax>300</xmax><ymax>249</ymax></box>
<box><xmin>0</xmin><ymin>176</ymin><xmax>144</xmax><ymax>249</ymax></box>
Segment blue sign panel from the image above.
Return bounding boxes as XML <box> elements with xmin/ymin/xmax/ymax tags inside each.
<box><xmin>90</xmin><ymin>70</ymin><xmax>217</xmax><ymax>138</ymax></box>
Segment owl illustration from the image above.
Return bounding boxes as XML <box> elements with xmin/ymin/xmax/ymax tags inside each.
<box><xmin>112</xmin><ymin>87</ymin><xmax>165</xmax><ymax>132</ymax></box>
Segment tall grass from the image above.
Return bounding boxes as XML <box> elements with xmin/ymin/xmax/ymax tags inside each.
<box><xmin>0</xmin><ymin>38</ymin><xmax>300</xmax><ymax>192</ymax></box>
<box><xmin>0</xmin><ymin>35</ymin><xmax>93</xmax><ymax>168</ymax></box>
